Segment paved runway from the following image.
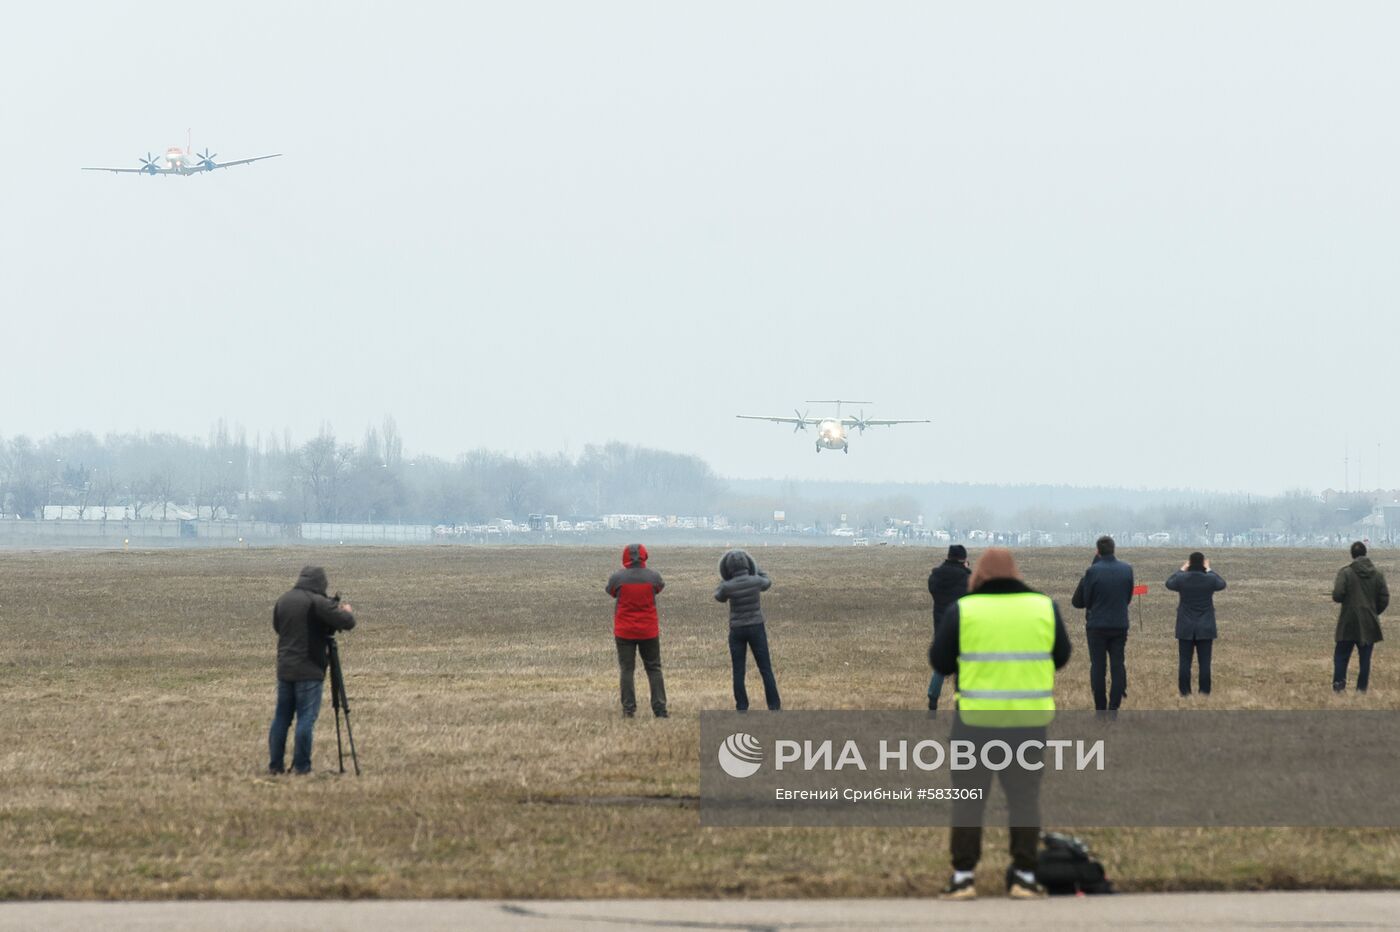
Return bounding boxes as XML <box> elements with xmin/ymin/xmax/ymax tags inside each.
<box><xmin>0</xmin><ymin>893</ymin><xmax>1396</xmax><ymax>930</ymax></box>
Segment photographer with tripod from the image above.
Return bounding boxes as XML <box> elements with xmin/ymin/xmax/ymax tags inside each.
<box><xmin>268</xmin><ymin>566</ymin><xmax>356</xmax><ymax>775</ymax></box>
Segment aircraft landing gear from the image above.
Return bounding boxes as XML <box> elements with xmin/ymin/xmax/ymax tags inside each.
<box><xmin>843</xmin><ymin>444</ymin><xmax>849</xmax><ymax>454</ymax></box>
<box><xmin>815</xmin><ymin>442</ymin><xmax>822</xmax><ymax>453</ymax></box>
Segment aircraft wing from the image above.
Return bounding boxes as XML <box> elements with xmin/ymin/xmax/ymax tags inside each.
<box><xmin>81</xmin><ymin>166</ymin><xmax>159</xmax><ymax>174</ymax></box>
<box><xmin>841</xmin><ymin>417</ymin><xmax>931</xmax><ymax>427</ymax></box>
<box><xmin>736</xmin><ymin>414</ymin><xmax>818</xmax><ymax>425</ymax></box>
<box><xmin>208</xmin><ymin>154</ymin><xmax>282</xmax><ymax>169</ymax></box>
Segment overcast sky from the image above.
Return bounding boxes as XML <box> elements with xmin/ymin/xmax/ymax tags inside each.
<box><xmin>2</xmin><ymin>2</ymin><xmax>1397</xmax><ymax>493</ymax></box>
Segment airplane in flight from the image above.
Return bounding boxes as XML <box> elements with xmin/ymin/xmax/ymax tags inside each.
<box><xmin>82</xmin><ymin>135</ymin><xmax>281</xmax><ymax>176</ymax></box>
<box><xmin>737</xmin><ymin>400</ymin><xmax>929</xmax><ymax>453</ymax></box>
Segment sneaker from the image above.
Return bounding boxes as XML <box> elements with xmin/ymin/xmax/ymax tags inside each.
<box><xmin>622</xmin><ymin>710</ymin><xmax>636</xmax><ymax>719</ymax></box>
<box><xmin>1013</xmin><ymin>873</ymin><xmax>1047</xmax><ymax>895</ymax></box>
<box><xmin>1009</xmin><ymin>879</ymin><xmax>1047</xmax><ymax>898</ymax></box>
<box><xmin>939</xmin><ymin>874</ymin><xmax>977</xmax><ymax>901</ymax></box>
<box><xmin>267</xmin><ymin>766</ymin><xmax>286</xmax><ymax>776</ymax></box>
<box><xmin>654</xmin><ymin>710</ymin><xmax>669</xmax><ymax>719</ymax></box>
<box><xmin>1007</xmin><ymin>874</ymin><xmax>1047</xmax><ymax>899</ymax></box>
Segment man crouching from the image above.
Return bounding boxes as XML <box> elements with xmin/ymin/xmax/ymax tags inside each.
<box><xmin>268</xmin><ymin>566</ymin><xmax>355</xmax><ymax>775</ymax></box>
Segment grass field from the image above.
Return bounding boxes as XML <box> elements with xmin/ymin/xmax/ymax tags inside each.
<box><xmin>0</xmin><ymin>544</ymin><xmax>1396</xmax><ymax>899</ymax></box>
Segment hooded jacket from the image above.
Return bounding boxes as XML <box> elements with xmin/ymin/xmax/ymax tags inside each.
<box><xmin>272</xmin><ymin>566</ymin><xmax>356</xmax><ymax>682</ymax></box>
<box><xmin>715</xmin><ymin>549</ymin><xmax>772</xmax><ymax>629</ymax></box>
<box><xmin>1333</xmin><ymin>556</ymin><xmax>1388</xmax><ymax>644</ymax></box>
<box><xmin>927</xmin><ymin>559</ymin><xmax>971</xmax><ymax>628</ymax></box>
<box><xmin>1164</xmin><ymin>569</ymin><xmax>1227</xmax><ymax>640</ymax></box>
<box><xmin>606</xmin><ymin>544</ymin><xmax>665</xmax><ymax>639</ymax></box>
<box><xmin>1071</xmin><ymin>554</ymin><xmax>1135</xmax><ymax>632</ymax></box>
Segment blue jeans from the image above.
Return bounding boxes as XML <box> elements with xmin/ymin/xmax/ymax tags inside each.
<box><xmin>729</xmin><ymin>624</ymin><xmax>781</xmax><ymax>711</ymax></box>
<box><xmin>268</xmin><ymin>679</ymin><xmax>324</xmax><ymax>773</ymax></box>
<box><xmin>928</xmin><ymin>671</ymin><xmax>946</xmax><ymax>710</ymax></box>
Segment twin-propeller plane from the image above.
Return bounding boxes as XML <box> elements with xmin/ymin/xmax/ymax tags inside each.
<box><xmin>82</xmin><ymin>134</ymin><xmax>280</xmax><ymax>176</ymax></box>
<box><xmin>737</xmin><ymin>400</ymin><xmax>929</xmax><ymax>453</ymax></box>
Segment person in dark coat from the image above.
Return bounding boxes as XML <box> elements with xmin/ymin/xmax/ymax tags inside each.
<box><xmin>606</xmin><ymin>544</ymin><xmax>668</xmax><ymax>717</ymax></box>
<box><xmin>929</xmin><ymin>548</ymin><xmax>1072</xmax><ymax>900</ymax></box>
<box><xmin>1164</xmin><ymin>552</ymin><xmax>1226</xmax><ymax>696</ymax></box>
<box><xmin>268</xmin><ymin>566</ymin><xmax>356</xmax><ymax>775</ymax></box>
<box><xmin>1332</xmin><ymin>541</ymin><xmax>1387</xmax><ymax>693</ymax></box>
<box><xmin>716</xmin><ymin>549</ymin><xmax>780</xmax><ymax>711</ymax></box>
<box><xmin>1071</xmin><ymin>536</ymin><xmax>1134</xmax><ymax>713</ymax></box>
<box><xmin>926</xmin><ymin>545</ymin><xmax>971</xmax><ymax>710</ymax></box>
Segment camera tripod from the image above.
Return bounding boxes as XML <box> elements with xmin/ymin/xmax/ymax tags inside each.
<box><xmin>326</xmin><ymin>634</ymin><xmax>361</xmax><ymax>776</ymax></box>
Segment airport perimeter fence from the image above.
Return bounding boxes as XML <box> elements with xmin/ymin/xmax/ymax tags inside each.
<box><xmin>299</xmin><ymin>522</ymin><xmax>435</xmax><ymax>543</ymax></box>
<box><xmin>1</xmin><ymin>518</ymin><xmax>1390</xmax><ymax>550</ymax></box>
<box><xmin>0</xmin><ymin>519</ymin><xmax>443</xmax><ymax>548</ymax></box>
<box><xmin>0</xmin><ymin>519</ymin><xmax>288</xmax><ymax>546</ymax></box>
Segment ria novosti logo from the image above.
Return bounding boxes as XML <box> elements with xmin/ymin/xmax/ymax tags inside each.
<box><xmin>717</xmin><ymin>733</ymin><xmax>764</xmax><ymax>778</ymax></box>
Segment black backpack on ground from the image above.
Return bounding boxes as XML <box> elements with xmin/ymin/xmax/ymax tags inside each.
<box><xmin>1035</xmin><ymin>832</ymin><xmax>1115</xmax><ymax>895</ymax></box>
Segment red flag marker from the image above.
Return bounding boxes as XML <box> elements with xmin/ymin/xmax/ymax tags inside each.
<box><xmin>1132</xmin><ymin>584</ymin><xmax>1149</xmax><ymax>595</ymax></box>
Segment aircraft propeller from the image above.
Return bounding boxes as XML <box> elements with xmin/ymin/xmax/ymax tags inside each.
<box><xmin>196</xmin><ymin>149</ymin><xmax>218</xmax><ymax>170</ymax></box>
<box><xmin>792</xmin><ymin>409</ymin><xmax>809</xmax><ymax>433</ymax></box>
<box><xmin>139</xmin><ymin>152</ymin><xmax>160</xmax><ymax>173</ymax></box>
<box><xmin>852</xmin><ymin>408</ymin><xmax>870</xmax><ymax>433</ymax></box>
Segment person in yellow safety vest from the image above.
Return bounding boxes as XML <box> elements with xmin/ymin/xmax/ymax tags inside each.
<box><xmin>929</xmin><ymin>547</ymin><xmax>1072</xmax><ymax>901</ymax></box>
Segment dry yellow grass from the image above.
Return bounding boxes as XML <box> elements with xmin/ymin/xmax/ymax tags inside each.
<box><xmin>0</xmin><ymin>545</ymin><xmax>1395</xmax><ymax>898</ymax></box>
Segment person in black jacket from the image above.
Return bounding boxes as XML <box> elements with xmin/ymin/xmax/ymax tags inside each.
<box><xmin>930</xmin><ymin>548</ymin><xmax>1072</xmax><ymax>900</ymax></box>
<box><xmin>926</xmin><ymin>545</ymin><xmax>971</xmax><ymax>710</ymax></box>
<box><xmin>268</xmin><ymin>566</ymin><xmax>356</xmax><ymax>775</ymax></box>
<box><xmin>1164</xmin><ymin>552</ymin><xmax>1226</xmax><ymax>696</ymax></box>
<box><xmin>716</xmin><ymin>549</ymin><xmax>779</xmax><ymax>711</ymax></box>
<box><xmin>1071</xmin><ymin>536</ymin><xmax>1134</xmax><ymax>713</ymax></box>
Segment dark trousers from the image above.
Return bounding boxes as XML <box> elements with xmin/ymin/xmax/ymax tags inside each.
<box><xmin>268</xmin><ymin>678</ymin><xmax>324</xmax><ymax>774</ymax></box>
<box><xmin>729</xmin><ymin>624</ymin><xmax>781</xmax><ymax>711</ymax></box>
<box><xmin>616</xmin><ymin>636</ymin><xmax>666</xmax><ymax>715</ymax></box>
<box><xmin>1333</xmin><ymin>640</ymin><xmax>1376</xmax><ymax>692</ymax></box>
<box><xmin>1178</xmin><ymin>638</ymin><xmax>1213</xmax><ymax>695</ymax></box>
<box><xmin>950</xmin><ymin>728</ymin><xmax>1043</xmax><ymax>873</ymax></box>
<box><xmin>1086</xmin><ymin>630</ymin><xmax>1128</xmax><ymax>711</ymax></box>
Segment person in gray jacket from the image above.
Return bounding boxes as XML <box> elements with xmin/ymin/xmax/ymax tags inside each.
<box><xmin>715</xmin><ymin>549</ymin><xmax>780</xmax><ymax>711</ymax></box>
<box><xmin>1164</xmin><ymin>552</ymin><xmax>1226</xmax><ymax>696</ymax></box>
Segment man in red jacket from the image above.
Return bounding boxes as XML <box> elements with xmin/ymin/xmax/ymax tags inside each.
<box><xmin>606</xmin><ymin>543</ymin><xmax>668</xmax><ymax>718</ymax></box>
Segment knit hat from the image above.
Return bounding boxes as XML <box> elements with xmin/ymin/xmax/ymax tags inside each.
<box><xmin>947</xmin><ymin>544</ymin><xmax>968</xmax><ymax>561</ymax></box>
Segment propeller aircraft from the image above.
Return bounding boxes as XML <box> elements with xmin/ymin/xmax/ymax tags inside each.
<box><xmin>737</xmin><ymin>400</ymin><xmax>929</xmax><ymax>453</ymax></box>
<box><xmin>82</xmin><ymin>133</ymin><xmax>281</xmax><ymax>176</ymax></box>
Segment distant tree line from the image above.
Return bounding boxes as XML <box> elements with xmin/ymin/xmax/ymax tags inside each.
<box><xmin>0</xmin><ymin>424</ymin><xmax>1379</xmax><ymax>539</ymax></box>
<box><xmin>0</xmin><ymin>421</ymin><xmax>723</xmax><ymax>524</ymax></box>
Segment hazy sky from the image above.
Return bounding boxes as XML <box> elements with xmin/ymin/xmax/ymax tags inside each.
<box><xmin>3</xmin><ymin>2</ymin><xmax>1398</xmax><ymax>493</ymax></box>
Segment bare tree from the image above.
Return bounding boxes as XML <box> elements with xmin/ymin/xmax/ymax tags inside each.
<box><xmin>150</xmin><ymin>470</ymin><xmax>176</xmax><ymax>520</ymax></box>
<box><xmin>299</xmin><ymin>430</ymin><xmax>353</xmax><ymax>521</ymax></box>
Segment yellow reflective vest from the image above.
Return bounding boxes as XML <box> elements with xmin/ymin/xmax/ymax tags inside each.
<box><xmin>955</xmin><ymin>591</ymin><xmax>1056</xmax><ymax>727</ymax></box>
